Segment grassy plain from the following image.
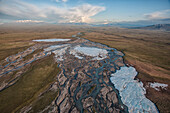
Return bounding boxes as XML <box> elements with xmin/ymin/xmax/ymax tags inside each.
<box><xmin>0</xmin><ymin>24</ymin><xmax>169</xmax><ymax>112</ymax></box>
<box><xmin>0</xmin><ymin>54</ymin><xmax>60</xmax><ymax>113</ymax></box>
<box><xmin>0</xmin><ymin>24</ymin><xmax>80</xmax><ymax>61</ymax></box>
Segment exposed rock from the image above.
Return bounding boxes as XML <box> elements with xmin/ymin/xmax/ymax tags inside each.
<box><xmin>82</xmin><ymin>97</ymin><xmax>94</xmax><ymax>108</ymax></box>
<box><xmin>60</xmin><ymin>97</ymin><xmax>71</xmax><ymax>113</ymax></box>
<box><xmin>107</xmin><ymin>91</ymin><xmax>118</xmax><ymax>103</ymax></box>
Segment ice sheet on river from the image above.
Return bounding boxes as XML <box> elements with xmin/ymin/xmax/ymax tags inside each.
<box><xmin>33</xmin><ymin>39</ymin><xmax>70</xmax><ymax>42</ymax></box>
<box><xmin>110</xmin><ymin>66</ymin><xmax>158</xmax><ymax>113</ymax></box>
<box><xmin>70</xmin><ymin>46</ymin><xmax>108</xmax><ymax>60</ymax></box>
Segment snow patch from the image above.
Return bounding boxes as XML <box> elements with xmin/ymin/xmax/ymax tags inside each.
<box><xmin>110</xmin><ymin>66</ymin><xmax>158</xmax><ymax>113</ymax></box>
<box><xmin>33</xmin><ymin>39</ymin><xmax>70</xmax><ymax>42</ymax></box>
<box><xmin>70</xmin><ymin>46</ymin><xmax>108</xmax><ymax>60</ymax></box>
<box><xmin>149</xmin><ymin>82</ymin><xmax>168</xmax><ymax>91</ymax></box>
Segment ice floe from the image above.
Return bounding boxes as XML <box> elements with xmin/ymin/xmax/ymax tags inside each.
<box><xmin>149</xmin><ymin>82</ymin><xmax>168</xmax><ymax>91</ymax></box>
<box><xmin>70</xmin><ymin>46</ymin><xmax>108</xmax><ymax>60</ymax></box>
<box><xmin>110</xmin><ymin>66</ymin><xmax>158</xmax><ymax>113</ymax></box>
<box><xmin>33</xmin><ymin>39</ymin><xmax>70</xmax><ymax>42</ymax></box>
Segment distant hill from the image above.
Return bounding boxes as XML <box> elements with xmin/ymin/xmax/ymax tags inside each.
<box><xmin>91</xmin><ymin>18</ymin><xmax>170</xmax><ymax>28</ymax></box>
<box><xmin>132</xmin><ymin>24</ymin><xmax>170</xmax><ymax>31</ymax></box>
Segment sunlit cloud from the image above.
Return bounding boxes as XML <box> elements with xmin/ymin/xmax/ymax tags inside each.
<box><xmin>15</xmin><ymin>20</ymin><xmax>44</xmax><ymax>23</ymax></box>
<box><xmin>60</xmin><ymin>4</ymin><xmax>105</xmax><ymax>23</ymax></box>
<box><xmin>144</xmin><ymin>9</ymin><xmax>170</xmax><ymax>19</ymax></box>
<box><xmin>0</xmin><ymin>0</ymin><xmax>105</xmax><ymax>23</ymax></box>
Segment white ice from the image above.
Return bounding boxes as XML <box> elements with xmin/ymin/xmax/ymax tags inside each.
<box><xmin>44</xmin><ymin>44</ymin><xmax>70</xmax><ymax>51</ymax></box>
<box><xmin>33</xmin><ymin>39</ymin><xmax>70</xmax><ymax>42</ymax></box>
<box><xmin>52</xmin><ymin>46</ymin><xmax>69</xmax><ymax>61</ymax></box>
<box><xmin>110</xmin><ymin>66</ymin><xmax>158</xmax><ymax>113</ymax></box>
<box><xmin>43</xmin><ymin>44</ymin><xmax>70</xmax><ymax>61</ymax></box>
<box><xmin>70</xmin><ymin>46</ymin><xmax>108</xmax><ymax>60</ymax></box>
<box><xmin>149</xmin><ymin>82</ymin><xmax>168</xmax><ymax>91</ymax></box>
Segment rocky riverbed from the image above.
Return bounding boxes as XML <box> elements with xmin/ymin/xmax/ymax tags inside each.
<box><xmin>0</xmin><ymin>33</ymin><xmax>159</xmax><ymax>113</ymax></box>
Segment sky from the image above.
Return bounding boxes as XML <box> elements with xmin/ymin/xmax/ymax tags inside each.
<box><xmin>0</xmin><ymin>0</ymin><xmax>170</xmax><ymax>24</ymax></box>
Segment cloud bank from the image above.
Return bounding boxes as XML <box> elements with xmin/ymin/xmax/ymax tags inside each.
<box><xmin>144</xmin><ymin>9</ymin><xmax>170</xmax><ymax>19</ymax></box>
<box><xmin>0</xmin><ymin>0</ymin><xmax>105</xmax><ymax>23</ymax></box>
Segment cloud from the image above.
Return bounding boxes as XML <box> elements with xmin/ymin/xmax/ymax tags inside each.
<box><xmin>144</xmin><ymin>9</ymin><xmax>170</xmax><ymax>19</ymax></box>
<box><xmin>62</xmin><ymin>0</ymin><xmax>68</xmax><ymax>2</ymax></box>
<box><xmin>15</xmin><ymin>20</ymin><xmax>43</xmax><ymax>23</ymax></box>
<box><xmin>0</xmin><ymin>0</ymin><xmax>105</xmax><ymax>23</ymax></box>
<box><xmin>0</xmin><ymin>0</ymin><xmax>46</xmax><ymax>19</ymax></box>
<box><xmin>60</xmin><ymin>4</ymin><xmax>105</xmax><ymax>23</ymax></box>
<box><xmin>55</xmin><ymin>0</ymin><xmax>68</xmax><ymax>2</ymax></box>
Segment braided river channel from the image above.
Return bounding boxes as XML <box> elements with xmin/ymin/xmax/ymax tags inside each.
<box><xmin>0</xmin><ymin>33</ymin><xmax>159</xmax><ymax>113</ymax></box>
